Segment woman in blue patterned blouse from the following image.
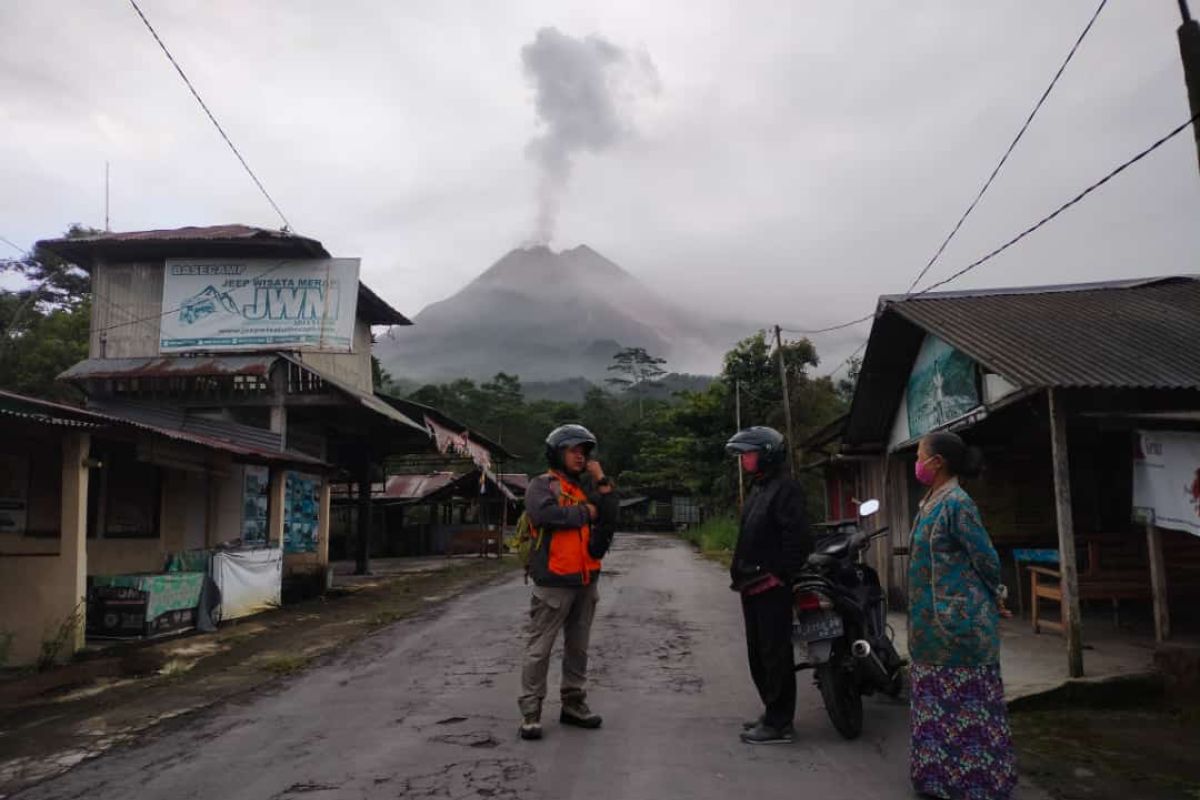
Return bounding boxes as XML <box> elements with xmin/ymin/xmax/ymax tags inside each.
<box><xmin>907</xmin><ymin>431</ymin><xmax>1016</xmax><ymax>800</ymax></box>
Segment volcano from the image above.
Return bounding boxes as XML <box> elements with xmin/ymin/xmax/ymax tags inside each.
<box><xmin>374</xmin><ymin>245</ymin><xmax>739</xmax><ymax>383</ymax></box>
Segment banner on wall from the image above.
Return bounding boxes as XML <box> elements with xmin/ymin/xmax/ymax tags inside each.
<box><xmin>160</xmin><ymin>258</ymin><xmax>360</xmax><ymax>353</ymax></box>
<box><xmin>1133</xmin><ymin>430</ymin><xmax>1200</xmax><ymax>537</ymax></box>
<box><xmin>213</xmin><ymin>548</ymin><xmax>282</xmax><ymax>620</ymax></box>
<box><xmin>283</xmin><ymin>472</ymin><xmax>321</xmax><ymax>554</ymax></box>
<box><xmin>905</xmin><ymin>335</ymin><xmax>980</xmax><ymax>440</ymax></box>
<box><xmin>241</xmin><ymin>465</ymin><xmax>270</xmax><ymax>545</ymax></box>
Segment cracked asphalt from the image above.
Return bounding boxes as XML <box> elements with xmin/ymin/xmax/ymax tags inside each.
<box><xmin>13</xmin><ymin>534</ymin><xmax>1046</xmax><ymax>799</ymax></box>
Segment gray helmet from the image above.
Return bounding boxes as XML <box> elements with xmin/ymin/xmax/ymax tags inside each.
<box><xmin>725</xmin><ymin>426</ymin><xmax>786</xmax><ymax>468</ymax></box>
<box><xmin>545</xmin><ymin>424</ymin><xmax>597</xmax><ymax>468</ymax></box>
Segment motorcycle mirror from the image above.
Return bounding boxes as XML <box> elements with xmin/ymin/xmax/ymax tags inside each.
<box><xmin>858</xmin><ymin>499</ymin><xmax>880</xmax><ymax>518</ymax></box>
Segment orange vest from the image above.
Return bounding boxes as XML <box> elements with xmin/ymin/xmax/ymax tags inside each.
<box><xmin>530</xmin><ymin>471</ymin><xmax>602</xmax><ymax>587</ymax></box>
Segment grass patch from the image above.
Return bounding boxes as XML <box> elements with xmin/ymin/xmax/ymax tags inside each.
<box><xmin>1012</xmin><ymin>694</ymin><xmax>1200</xmax><ymax>800</ymax></box>
<box><xmin>680</xmin><ymin>516</ymin><xmax>737</xmax><ymax>565</ymax></box>
<box><xmin>257</xmin><ymin>653</ymin><xmax>310</xmax><ymax>676</ymax></box>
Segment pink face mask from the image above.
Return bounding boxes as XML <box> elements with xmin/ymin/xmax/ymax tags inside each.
<box><xmin>740</xmin><ymin>452</ymin><xmax>760</xmax><ymax>473</ymax></box>
<box><xmin>914</xmin><ymin>457</ymin><xmax>938</xmax><ymax>486</ymax></box>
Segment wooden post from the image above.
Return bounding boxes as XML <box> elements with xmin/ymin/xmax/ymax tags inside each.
<box><xmin>316</xmin><ymin>480</ymin><xmax>332</xmax><ymax>570</ymax></box>
<box><xmin>1179</xmin><ymin>0</ymin><xmax>1200</xmax><ymax>173</ymax></box>
<box><xmin>60</xmin><ymin>433</ymin><xmax>91</xmax><ymax>656</ymax></box>
<box><xmin>773</xmin><ymin>325</ymin><xmax>798</xmax><ymax>477</ymax></box>
<box><xmin>1146</xmin><ymin>520</ymin><xmax>1171</xmax><ymax>643</ymax></box>
<box><xmin>735</xmin><ymin>379</ymin><xmax>745</xmax><ymax>509</ymax></box>
<box><xmin>269</xmin><ymin>364</ymin><xmax>288</xmax><ymax>452</ymax></box>
<box><xmin>1048</xmin><ymin>389</ymin><xmax>1084</xmax><ymax>678</ymax></box>
<box><xmin>355</xmin><ymin>458</ymin><xmax>372</xmax><ymax>575</ymax></box>
<box><xmin>267</xmin><ymin>468</ymin><xmax>286</xmax><ymax>549</ymax></box>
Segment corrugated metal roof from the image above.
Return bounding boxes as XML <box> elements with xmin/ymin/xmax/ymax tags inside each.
<box><xmin>275</xmin><ymin>354</ymin><xmax>429</xmax><ymax>437</ymax></box>
<box><xmin>37</xmin><ymin>225</ymin><xmax>329</xmax><ymax>263</ymax></box>
<box><xmin>378</xmin><ymin>394</ymin><xmax>514</xmax><ymax>460</ymax></box>
<box><xmin>500</xmin><ymin>473</ymin><xmax>530</xmax><ymax>494</ymax></box>
<box><xmin>843</xmin><ymin>276</ymin><xmax>1200</xmax><ymax>449</ymax></box>
<box><xmin>887</xmin><ymin>276</ymin><xmax>1200</xmax><ymax>389</ymax></box>
<box><xmin>384</xmin><ymin>472</ymin><xmax>458</xmax><ymax>500</ymax></box>
<box><xmin>0</xmin><ymin>390</ymin><xmax>325</xmax><ymax>467</ymax></box>
<box><xmin>358</xmin><ymin>283</ymin><xmax>412</xmax><ymax>326</ymax></box>
<box><xmin>60</xmin><ymin>354</ymin><xmax>277</xmax><ymax>381</ymax></box>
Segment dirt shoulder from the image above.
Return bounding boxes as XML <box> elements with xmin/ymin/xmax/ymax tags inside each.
<box><xmin>1011</xmin><ymin>681</ymin><xmax>1200</xmax><ymax>800</ymax></box>
<box><xmin>0</xmin><ymin>558</ymin><xmax>516</xmax><ymax>797</ymax></box>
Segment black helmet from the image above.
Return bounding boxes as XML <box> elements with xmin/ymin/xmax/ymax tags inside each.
<box><xmin>725</xmin><ymin>426</ymin><xmax>786</xmax><ymax>468</ymax></box>
<box><xmin>545</xmin><ymin>424</ymin><xmax>597</xmax><ymax>469</ymax></box>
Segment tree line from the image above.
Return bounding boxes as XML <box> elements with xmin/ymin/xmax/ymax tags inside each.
<box><xmin>395</xmin><ymin>339</ymin><xmax>856</xmax><ymax>515</ymax></box>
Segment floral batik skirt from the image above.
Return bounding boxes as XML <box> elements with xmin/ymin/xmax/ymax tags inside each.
<box><xmin>910</xmin><ymin>662</ymin><xmax>1017</xmax><ymax>800</ymax></box>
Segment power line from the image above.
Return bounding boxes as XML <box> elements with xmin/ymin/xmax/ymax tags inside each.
<box><xmin>780</xmin><ymin>109</ymin><xmax>1198</xmax><ymax>344</ymax></box>
<box><xmin>824</xmin><ymin>341</ymin><xmax>867</xmax><ymax>379</ymax></box>
<box><xmin>779</xmin><ymin>313</ymin><xmax>875</xmax><ymax>336</ymax></box>
<box><xmin>905</xmin><ymin>0</ymin><xmax>1108</xmax><ymax>295</ymax></box>
<box><xmin>778</xmin><ymin>1</ymin><xmax>1109</xmax><ymax>340</ymax></box>
<box><xmin>0</xmin><ymin>236</ymin><xmax>25</xmax><ymax>255</ymax></box>
<box><xmin>916</xmin><ymin>110</ymin><xmax>1200</xmax><ymax>296</ymax></box>
<box><xmin>127</xmin><ymin>0</ymin><xmax>292</xmax><ymax>231</ymax></box>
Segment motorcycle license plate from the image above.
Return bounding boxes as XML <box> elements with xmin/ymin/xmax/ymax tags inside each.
<box><xmin>794</xmin><ymin>611</ymin><xmax>843</xmax><ymax>642</ymax></box>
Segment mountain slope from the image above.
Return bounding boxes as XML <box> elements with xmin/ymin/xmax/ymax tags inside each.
<box><xmin>376</xmin><ymin>245</ymin><xmax>741</xmax><ymax>383</ymax></box>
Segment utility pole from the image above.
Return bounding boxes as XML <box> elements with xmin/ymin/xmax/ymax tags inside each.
<box><xmin>773</xmin><ymin>325</ymin><xmax>798</xmax><ymax>477</ymax></box>
<box><xmin>105</xmin><ymin>161</ymin><xmax>111</xmax><ymax>232</ymax></box>
<box><xmin>735</xmin><ymin>379</ymin><xmax>745</xmax><ymax>509</ymax></box>
<box><xmin>1180</xmin><ymin>0</ymin><xmax>1200</xmax><ymax>172</ymax></box>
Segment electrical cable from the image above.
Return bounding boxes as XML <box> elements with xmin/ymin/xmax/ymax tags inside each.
<box><xmin>905</xmin><ymin>0</ymin><xmax>1109</xmax><ymax>294</ymax></box>
<box><xmin>127</xmin><ymin>0</ymin><xmax>293</xmax><ymax>231</ymax></box>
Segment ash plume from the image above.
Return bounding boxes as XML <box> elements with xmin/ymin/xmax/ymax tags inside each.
<box><xmin>521</xmin><ymin>27</ymin><xmax>658</xmax><ymax>245</ymax></box>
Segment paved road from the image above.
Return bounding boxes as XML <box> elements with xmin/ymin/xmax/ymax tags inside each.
<box><xmin>17</xmin><ymin>535</ymin><xmax>1044</xmax><ymax>799</ymax></box>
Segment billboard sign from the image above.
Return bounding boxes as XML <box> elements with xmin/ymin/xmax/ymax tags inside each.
<box><xmin>160</xmin><ymin>258</ymin><xmax>360</xmax><ymax>353</ymax></box>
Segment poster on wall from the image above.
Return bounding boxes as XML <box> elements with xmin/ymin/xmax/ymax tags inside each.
<box><xmin>160</xmin><ymin>258</ymin><xmax>360</xmax><ymax>353</ymax></box>
<box><xmin>905</xmin><ymin>335</ymin><xmax>980</xmax><ymax>440</ymax></box>
<box><xmin>283</xmin><ymin>472</ymin><xmax>321</xmax><ymax>554</ymax></box>
<box><xmin>1133</xmin><ymin>430</ymin><xmax>1200</xmax><ymax>537</ymax></box>
<box><xmin>0</xmin><ymin>454</ymin><xmax>29</xmax><ymax>534</ymax></box>
<box><xmin>241</xmin><ymin>465</ymin><xmax>270</xmax><ymax>546</ymax></box>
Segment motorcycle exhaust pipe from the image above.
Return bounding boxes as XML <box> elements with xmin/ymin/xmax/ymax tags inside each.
<box><xmin>851</xmin><ymin>639</ymin><xmax>892</xmax><ymax>687</ymax></box>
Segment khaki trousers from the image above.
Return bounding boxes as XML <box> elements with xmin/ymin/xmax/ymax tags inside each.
<box><xmin>518</xmin><ymin>582</ymin><xmax>599</xmax><ymax>717</ymax></box>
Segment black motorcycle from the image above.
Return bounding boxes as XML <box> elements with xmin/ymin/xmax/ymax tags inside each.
<box><xmin>792</xmin><ymin>499</ymin><xmax>906</xmax><ymax>740</ymax></box>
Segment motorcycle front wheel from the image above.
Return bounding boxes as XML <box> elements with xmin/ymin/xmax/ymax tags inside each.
<box><xmin>815</xmin><ymin>650</ymin><xmax>864</xmax><ymax>740</ymax></box>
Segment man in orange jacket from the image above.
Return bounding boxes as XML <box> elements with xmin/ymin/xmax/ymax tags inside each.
<box><xmin>518</xmin><ymin>424</ymin><xmax>619</xmax><ymax>741</ymax></box>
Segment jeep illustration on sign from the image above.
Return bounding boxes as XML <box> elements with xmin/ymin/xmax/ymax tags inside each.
<box><xmin>160</xmin><ymin>258</ymin><xmax>361</xmax><ymax>353</ymax></box>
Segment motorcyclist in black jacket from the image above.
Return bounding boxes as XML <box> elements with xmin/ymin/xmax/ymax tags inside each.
<box><xmin>726</xmin><ymin>426</ymin><xmax>813</xmax><ymax>744</ymax></box>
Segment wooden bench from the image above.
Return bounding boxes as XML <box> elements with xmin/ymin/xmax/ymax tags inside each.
<box><xmin>446</xmin><ymin>529</ymin><xmax>502</xmax><ymax>559</ymax></box>
<box><xmin>1030</xmin><ymin>538</ymin><xmax>1152</xmax><ymax>635</ymax></box>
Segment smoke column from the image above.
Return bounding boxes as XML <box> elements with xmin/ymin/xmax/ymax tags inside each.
<box><xmin>521</xmin><ymin>27</ymin><xmax>657</xmax><ymax>245</ymax></box>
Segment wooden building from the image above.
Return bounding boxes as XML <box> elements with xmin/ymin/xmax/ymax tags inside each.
<box><xmin>809</xmin><ymin>276</ymin><xmax>1200</xmax><ymax>677</ymax></box>
<box><xmin>37</xmin><ymin>225</ymin><xmax>433</xmax><ymax>588</ymax></box>
<box><xmin>0</xmin><ymin>389</ymin><xmax>322</xmax><ymax>666</ymax></box>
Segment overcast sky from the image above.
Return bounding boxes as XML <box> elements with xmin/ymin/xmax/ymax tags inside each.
<box><xmin>3</xmin><ymin>1</ymin><xmax>1199</xmax><ymax>374</ymax></box>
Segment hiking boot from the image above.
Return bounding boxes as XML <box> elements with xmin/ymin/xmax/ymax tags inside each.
<box><xmin>560</xmin><ymin>697</ymin><xmax>603</xmax><ymax>729</ymax></box>
<box><xmin>519</xmin><ymin>714</ymin><xmax>543</xmax><ymax>741</ymax></box>
<box><xmin>742</xmin><ymin>715</ymin><xmax>765</xmax><ymax>731</ymax></box>
<box><xmin>739</xmin><ymin>722</ymin><xmax>794</xmax><ymax>744</ymax></box>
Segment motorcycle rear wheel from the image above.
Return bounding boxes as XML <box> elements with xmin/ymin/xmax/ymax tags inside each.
<box><xmin>816</xmin><ymin>654</ymin><xmax>864</xmax><ymax>740</ymax></box>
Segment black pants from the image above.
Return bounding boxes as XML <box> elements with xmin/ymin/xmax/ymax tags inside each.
<box><xmin>741</xmin><ymin>585</ymin><xmax>796</xmax><ymax>729</ymax></box>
